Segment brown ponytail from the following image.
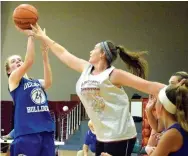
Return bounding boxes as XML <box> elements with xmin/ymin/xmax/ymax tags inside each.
<box><xmin>166</xmin><ymin>80</ymin><xmax>188</xmax><ymax>132</ymax></box>
<box><xmin>117</xmin><ymin>45</ymin><xmax>148</xmax><ymax>79</ymax></box>
<box><xmin>102</xmin><ymin>41</ymin><xmax>148</xmax><ymax>79</ymax></box>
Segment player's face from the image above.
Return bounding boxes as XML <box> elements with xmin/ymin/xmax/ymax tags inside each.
<box><xmin>89</xmin><ymin>43</ymin><xmax>103</xmax><ymax>64</ymax></box>
<box><xmin>169</xmin><ymin>76</ymin><xmax>179</xmax><ymax>85</ymax></box>
<box><xmin>8</xmin><ymin>55</ymin><xmax>23</xmax><ymax>74</ymax></box>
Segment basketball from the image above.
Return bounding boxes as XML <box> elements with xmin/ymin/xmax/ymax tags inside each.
<box><xmin>144</xmin><ymin>119</ymin><xmax>150</xmax><ymax>129</ymax></box>
<box><xmin>63</xmin><ymin>106</ymin><xmax>69</xmax><ymax>112</ymax></box>
<box><xmin>13</xmin><ymin>4</ymin><xmax>38</xmax><ymax>29</ymax></box>
<box><xmin>143</xmin><ymin>110</ymin><xmax>147</xmax><ymax>119</ymax></box>
<box><xmin>142</xmin><ymin>128</ymin><xmax>151</xmax><ymax>137</ymax></box>
<box><xmin>142</xmin><ymin>137</ymin><xmax>149</xmax><ymax>146</ymax></box>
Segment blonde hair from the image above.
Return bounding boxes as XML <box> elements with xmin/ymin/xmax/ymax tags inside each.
<box><xmin>4</xmin><ymin>56</ymin><xmax>12</xmax><ymax>77</ymax></box>
<box><xmin>4</xmin><ymin>55</ymin><xmax>22</xmax><ymax>77</ymax></box>
<box><xmin>166</xmin><ymin>80</ymin><xmax>188</xmax><ymax>132</ymax></box>
<box><xmin>88</xmin><ymin>120</ymin><xmax>93</xmax><ymax>127</ymax></box>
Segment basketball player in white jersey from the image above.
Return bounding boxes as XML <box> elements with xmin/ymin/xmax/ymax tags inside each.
<box><xmin>31</xmin><ymin>24</ymin><xmax>165</xmax><ymax>156</ymax></box>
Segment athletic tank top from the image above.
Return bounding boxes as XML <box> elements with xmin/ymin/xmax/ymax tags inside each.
<box><xmin>76</xmin><ymin>64</ymin><xmax>137</xmax><ymax>142</ymax></box>
<box><xmin>168</xmin><ymin>123</ymin><xmax>188</xmax><ymax>156</ymax></box>
<box><xmin>9</xmin><ymin>77</ymin><xmax>55</xmax><ymax>138</ymax></box>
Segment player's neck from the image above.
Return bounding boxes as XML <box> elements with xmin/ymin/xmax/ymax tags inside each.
<box><xmin>92</xmin><ymin>61</ymin><xmax>109</xmax><ymax>75</ymax></box>
<box><xmin>163</xmin><ymin>115</ymin><xmax>177</xmax><ymax>129</ymax></box>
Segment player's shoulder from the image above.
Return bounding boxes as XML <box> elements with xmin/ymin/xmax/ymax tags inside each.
<box><xmin>161</xmin><ymin>128</ymin><xmax>183</xmax><ymax>151</ymax></box>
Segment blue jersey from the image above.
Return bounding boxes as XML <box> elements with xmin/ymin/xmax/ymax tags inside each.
<box><xmin>168</xmin><ymin>123</ymin><xmax>188</xmax><ymax>156</ymax></box>
<box><xmin>9</xmin><ymin>77</ymin><xmax>55</xmax><ymax>138</ymax></box>
<box><xmin>85</xmin><ymin>130</ymin><xmax>96</xmax><ymax>153</ymax></box>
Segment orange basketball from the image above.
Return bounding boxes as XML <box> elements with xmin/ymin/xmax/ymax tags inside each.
<box><xmin>13</xmin><ymin>4</ymin><xmax>38</xmax><ymax>29</ymax></box>
<box><xmin>143</xmin><ymin>102</ymin><xmax>147</xmax><ymax>108</ymax></box>
<box><xmin>142</xmin><ymin>137</ymin><xmax>149</xmax><ymax>146</ymax></box>
<box><xmin>144</xmin><ymin>119</ymin><xmax>150</xmax><ymax>129</ymax></box>
<box><xmin>143</xmin><ymin>110</ymin><xmax>147</xmax><ymax>119</ymax></box>
<box><xmin>142</xmin><ymin>128</ymin><xmax>151</xmax><ymax>137</ymax></box>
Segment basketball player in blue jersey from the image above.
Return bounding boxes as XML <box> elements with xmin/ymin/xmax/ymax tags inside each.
<box><xmin>4</xmin><ymin>27</ymin><xmax>55</xmax><ymax>156</ymax></box>
<box><xmin>101</xmin><ymin>75</ymin><xmax>188</xmax><ymax>156</ymax></box>
<box><xmin>144</xmin><ymin>79</ymin><xmax>188</xmax><ymax>156</ymax></box>
<box><xmin>144</xmin><ymin>71</ymin><xmax>188</xmax><ymax>155</ymax></box>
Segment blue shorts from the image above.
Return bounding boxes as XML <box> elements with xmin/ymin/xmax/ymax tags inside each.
<box><xmin>10</xmin><ymin>132</ymin><xmax>55</xmax><ymax>156</ymax></box>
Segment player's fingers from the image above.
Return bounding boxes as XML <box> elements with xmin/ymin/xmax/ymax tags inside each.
<box><xmin>30</xmin><ymin>24</ymin><xmax>38</xmax><ymax>32</ymax></box>
<box><xmin>178</xmin><ymin>78</ymin><xmax>186</xmax><ymax>86</ymax></box>
<box><xmin>36</xmin><ymin>23</ymin><xmax>42</xmax><ymax>31</ymax></box>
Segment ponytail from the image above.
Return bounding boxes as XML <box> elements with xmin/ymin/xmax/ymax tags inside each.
<box><xmin>101</xmin><ymin>41</ymin><xmax>148</xmax><ymax>79</ymax></box>
<box><xmin>175</xmin><ymin>80</ymin><xmax>188</xmax><ymax>132</ymax></box>
<box><xmin>116</xmin><ymin>45</ymin><xmax>148</xmax><ymax>79</ymax></box>
<box><xmin>166</xmin><ymin>80</ymin><xmax>188</xmax><ymax>132</ymax></box>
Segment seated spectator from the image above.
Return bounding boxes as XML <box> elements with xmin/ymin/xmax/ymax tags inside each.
<box><xmin>77</xmin><ymin>120</ymin><xmax>96</xmax><ymax>156</ymax></box>
<box><xmin>145</xmin><ymin>71</ymin><xmax>188</xmax><ymax>155</ymax></box>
